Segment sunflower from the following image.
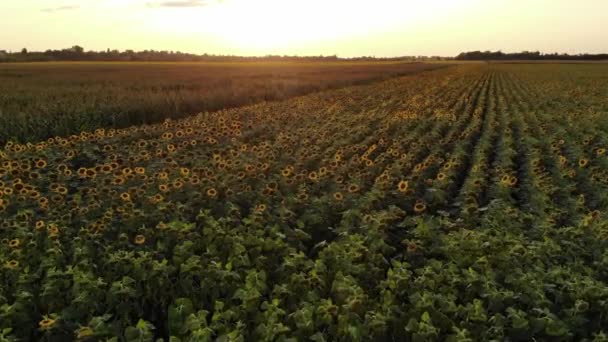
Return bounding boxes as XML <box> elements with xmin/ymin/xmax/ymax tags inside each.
<box><xmin>48</xmin><ymin>225</ymin><xmax>60</xmax><ymax>235</ymax></box>
<box><xmin>579</xmin><ymin>158</ymin><xmax>589</xmax><ymax>168</ymax></box>
<box><xmin>333</xmin><ymin>192</ymin><xmax>344</xmax><ymax>201</ymax></box>
<box><xmin>130</xmin><ymin>166</ymin><xmax>143</xmax><ymax>175</ymax></box>
<box><xmin>111</xmin><ymin>176</ymin><xmax>126</xmax><ymax>185</ymax></box>
<box><xmin>35</xmin><ymin>159</ymin><xmax>47</xmax><ymax>169</ymax></box>
<box><xmin>4</xmin><ymin>260</ymin><xmax>18</xmax><ymax>269</ymax></box>
<box><xmin>35</xmin><ymin>220</ymin><xmax>46</xmax><ymax>230</ymax></box>
<box><xmin>508</xmin><ymin>176</ymin><xmax>518</xmax><ymax>187</ymax></box>
<box><xmin>120</xmin><ymin>193</ymin><xmax>131</xmax><ymax>202</ymax></box>
<box><xmin>397</xmin><ymin>180</ymin><xmax>409</xmax><ymax>192</ymax></box>
<box><xmin>8</xmin><ymin>239</ymin><xmax>20</xmax><ymax>248</ymax></box>
<box><xmin>308</xmin><ymin>171</ymin><xmax>319</xmax><ymax>181</ymax></box>
<box><xmin>39</xmin><ymin>318</ymin><xmax>56</xmax><ymax>330</ymax></box>
<box><xmin>281</xmin><ymin>168</ymin><xmax>292</xmax><ymax>177</ymax></box>
<box><xmin>206</xmin><ymin>188</ymin><xmax>218</xmax><ymax>198</ymax></box>
<box><xmin>266</xmin><ymin>182</ymin><xmax>278</xmax><ymax>191</ymax></box>
<box><xmin>597</xmin><ymin>148</ymin><xmax>606</xmax><ymax>156</ymax></box>
<box><xmin>149</xmin><ymin>194</ymin><xmax>163</xmax><ymax>203</ymax></box>
<box><xmin>348</xmin><ymin>184</ymin><xmax>360</xmax><ymax>193</ymax></box>
<box><xmin>77</xmin><ymin>168</ymin><xmax>87</xmax><ymax>177</ymax></box>
<box><xmin>134</xmin><ymin>234</ymin><xmax>146</xmax><ymax>245</ymax></box>
<box><xmin>414</xmin><ymin>201</ymin><xmax>427</xmax><ymax>214</ymax></box>
<box><xmin>255</xmin><ymin>204</ymin><xmax>267</xmax><ymax>213</ymax></box>
<box><xmin>437</xmin><ymin>173</ymin><xmax>447</xmax><ymax>181</ymax></box>
<box><xmin>86</xmin><ymin>169</ymin><xmax>97</xmax><ymax>178</ymax></box>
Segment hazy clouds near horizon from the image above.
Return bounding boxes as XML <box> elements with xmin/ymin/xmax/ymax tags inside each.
<box><xmin>2</xmin><ymin>0</ymin><xmax>607</xmax><ymax>57</ymax></box>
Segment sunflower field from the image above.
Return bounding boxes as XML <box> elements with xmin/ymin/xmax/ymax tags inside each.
<box><xmin>2</xmin><ymin>63</ymin><xmax>608</xmax><ymax>341</ymax></box>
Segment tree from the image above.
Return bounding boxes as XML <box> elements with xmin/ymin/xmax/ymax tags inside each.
<box><xmin>21</xmin><ymin>48</ymin><xmax>28</xmax><ymax>54</ymax></box>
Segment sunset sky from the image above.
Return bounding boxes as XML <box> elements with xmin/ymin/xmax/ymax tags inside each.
<box><xmin>2</xmin><ymin>0</ymin><xmax>607</xmax><ymax>57</ymax></box>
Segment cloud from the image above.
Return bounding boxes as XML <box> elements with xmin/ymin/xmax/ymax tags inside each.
<box><xmin>41</xmin><ymin>5</ymin><xmax>80</xmax><ymax>13</ymax></box>
<box><xmin>148</xmin><ymin>0</ymin><xmax>210</xmax><ymax>7</ymax></box>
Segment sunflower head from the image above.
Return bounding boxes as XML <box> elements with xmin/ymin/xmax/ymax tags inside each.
<box><xmin>397</xmin><ymin>180</ymin><xmax>409</xmax><ymax>192</ymax></box>
<box><xmin>4</xmin><ymin>260</ymin><xmax>19</xmax><ymax>269</ymax></box>
<box><xmin>308</xmin><ymin>171</ymin><xmax>319</xmax><ymax>181</ymax></box>
<box><xmin>206</xmin><ymin>188</ymin><xmax>218</xmax><ymax>198</ymax></box>
<box><xmin>35</xmin><ymin>159</ymin><xmax>47</xmax><ymax>169</ymax></box>
<box><xmin>35</xmin><ymin>220</ymin><xmax>46</xmax><ymax>230</ymax></box>
<box><xmin>77</xmin><ymin>168</ymin><xmax>87</xmax><ymax>177</ymax></box>
<box><xmin>120</xmin><ymin>193</ymin><xmax>131</xmax><ymax>202</ymax></box>
<box><xmin>333</xmin><ymin>192</ymin><xmax>344</xmax><ymax>201</ymax></box>
<box><xmin>134</xmin><ymin>234</ymin><xmax>146</xmax><ymax>245</ymax></box>
<box><xmin>255</xmin><ymin>204</ymin><xmax>267</xmax><ymax>213</ymax></box>
<box><xmin>39</xmin><ymin>318</ymin><xmax>57</xmax><ymax>330</ymax></box>
<box><xmin>414</xmin><ymin>201</ymin><xmax>427</xmax><ymax>214</ymax></box>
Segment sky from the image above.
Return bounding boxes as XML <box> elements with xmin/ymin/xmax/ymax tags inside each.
<box><xmin>1</xmin><ymin>0</ymin><xmax>607</xmax><ymax>57</ymax></box>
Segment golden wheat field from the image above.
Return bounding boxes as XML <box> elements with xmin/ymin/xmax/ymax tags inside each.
<box><xmin>0</xmin><ymin>61</ymin><xmax>442</xmax><ymax>143</ymax></box>
<box><xmin>2</xmin><ymin>63</ymin><xmax>608</xmax><ymax>341</ymax></box>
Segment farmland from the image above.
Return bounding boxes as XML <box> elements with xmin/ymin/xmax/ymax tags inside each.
<box><xmin>1</xmin><ymin>63</ymin><xmax>608</xmax><ymax>341</ymax></box>
<box><xmin>0</xmin><ymin>61</ymin><xmax>443</xmax><ymax>144</ymax></box>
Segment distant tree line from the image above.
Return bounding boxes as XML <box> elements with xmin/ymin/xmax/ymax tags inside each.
<box><xmin>0</xmin><ymin>46</ymin><xmax>445</xmax><ymax>63</ymax></box>
<box><xmin>456</xmin><ymin>50</ymin><xmax>608</xmax><ymax>61</ymax></box>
